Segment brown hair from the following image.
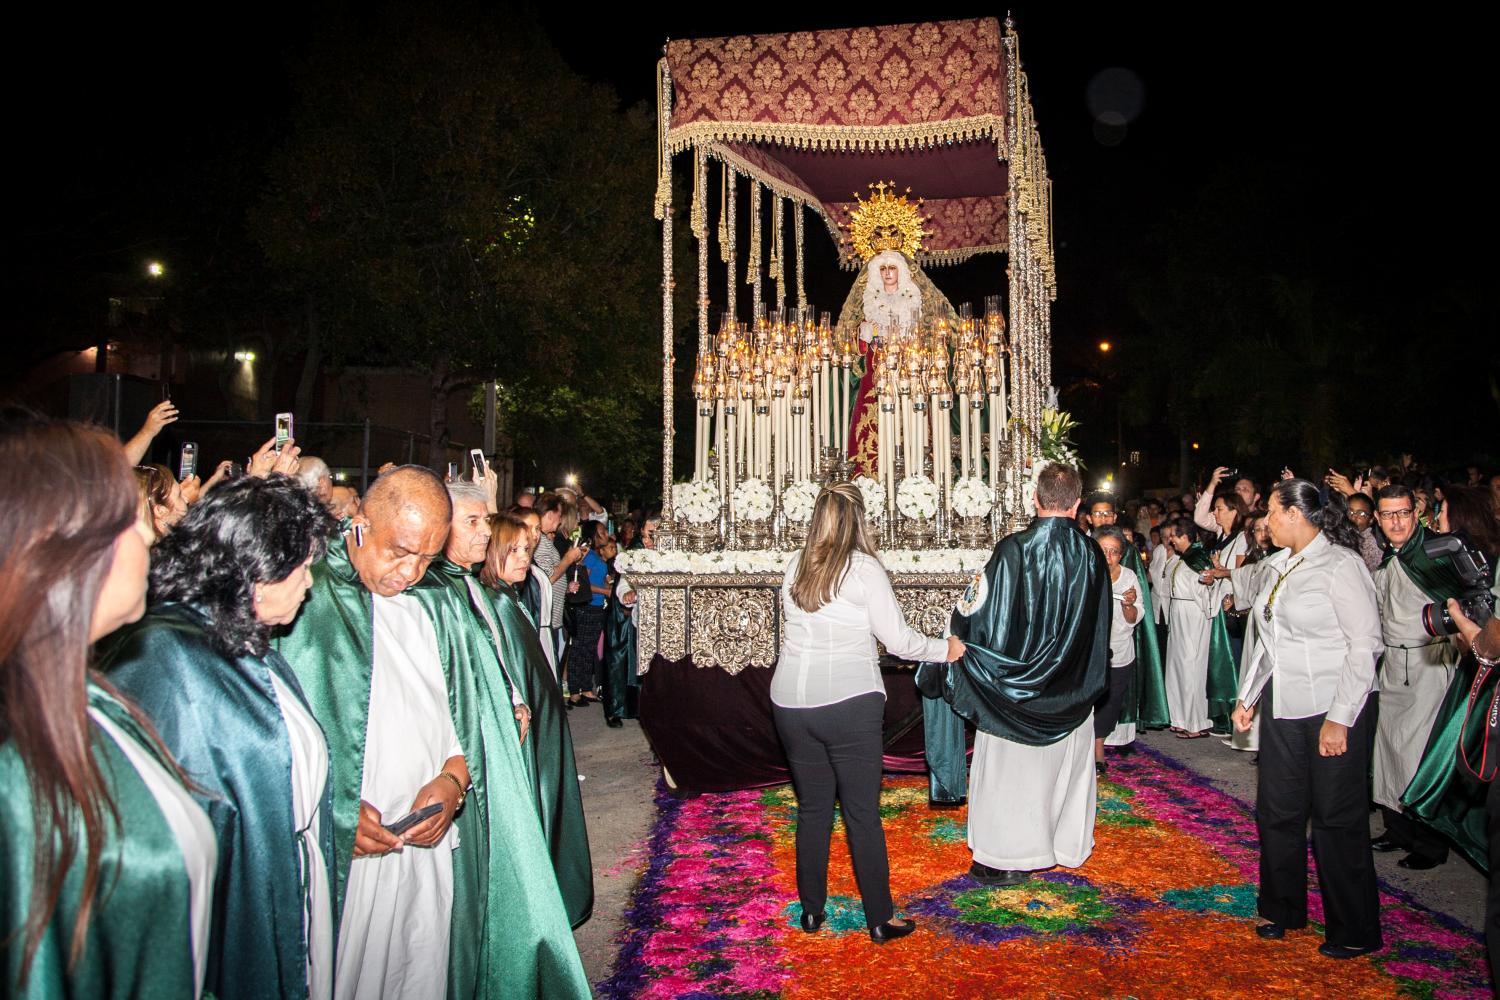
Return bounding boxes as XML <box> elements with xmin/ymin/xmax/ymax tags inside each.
<box><xmin>1442</xmin><ymin>485</ymin><xmax>1500</xmax><ymax>564</ymax></box>
<box><xmin>1035</xmin><ymin>463</ymin><xmax>1082</xmax><ymax>512</ymax></box>
<box><xmin>1</xmin><ymin>416</ymin><xmax>153</xmax><ymax>982</ymax></box>
<box><xmin>480</xmin><ymin>513</ymin><xmax>531</xmax><ymax>589</ymax></box>
<box><xmin>133</xmin><ymin>463</ymin><xmax>175</xmax><ymax>540</ymax></box>
<box><xmin>789</xmin><ymin>482</ymin><xmax>879</xmax><ymax>613</ymax></box>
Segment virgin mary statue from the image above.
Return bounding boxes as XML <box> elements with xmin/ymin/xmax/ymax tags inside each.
<box><xmin>835</xmin><ymin>184</ymin><xmax>958</xmax><ymax>478</ymax></box>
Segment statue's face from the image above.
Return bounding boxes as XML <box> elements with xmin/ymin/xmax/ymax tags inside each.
<box><xmin>879</xmin><ymin>262</ymin><xmax>899</xmax><ymax>291</ymax></box>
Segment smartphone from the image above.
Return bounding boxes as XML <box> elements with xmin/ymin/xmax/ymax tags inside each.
<box><xmin>469</xmin><ymin>449</ymin><xmax>487</xmax><ymax>476</ymax></box>
<box><xmin>446</xmin><ymin>461</ymin><xmax>460</xmax><ymax>482</ymax></box>
<box><xmin>178</xmin><ymin>442</ymin><xmax>198</xmax><ymax>481</ymax></box>
<box><xmin>274</xmin><ymin>412</ymin><xmax>294</xmax><ymax>450</ymax></box>
<box><xmin>383</xmin><ymin>802</ymin><xmax>443</xmax><ymax>836</ymax></box>
<box><xmin>226</xmin><ymin>462</ymin><xmax>245</xmax><ymax>479</ymax></box>
<box><xmin>1222</xmin><ymin>467</ymin><xmax>1238</xmax><ymax>478</ymax></box>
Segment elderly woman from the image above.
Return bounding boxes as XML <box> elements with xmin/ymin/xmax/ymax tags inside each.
<box><xmin>479</xmin><ymin>513</ymin><xmax>594</xmax><ymax>928</ymax></box>
<box><xmin>98</xmin><ymin>476</ymin><xmax>337</xmax><ymax>1000</ymax></box>
<box><xmin>1232</xmin><ymin>480</ymin><xmax>1382</xmax><ymax>959</ymax></box>
<box><xmin>3</xmin><ymin>414</ymin><xmax>216</xmax><ymax>998</ymax></box>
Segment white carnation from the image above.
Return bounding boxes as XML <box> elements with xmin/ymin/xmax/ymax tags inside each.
<box><xmin>950</xmin><ymin>476</ymin><xmax>995</xmax><ymax>518</ymax></box>
<box><xmin>851</xmin><ymin>475</ymin><xmax>887</xmax><ymax>514</ymax></box>
<box><xmin>781</xmin><ymin>479</ymin><xmax>820</xmax><ymax>523</ymax></box>
<box><xmin>731</xmin><ymin>478</ymin><xmax>775</xmax><ymax>521</ymax></box>
<box><xmin>895</xmin><ymin>475</ymin><xmax>939</xmax><ymax>520</ymax></box>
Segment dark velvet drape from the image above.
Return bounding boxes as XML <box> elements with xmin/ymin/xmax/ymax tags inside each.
<box><xmin>638</xmin><ymin>655</ymin><xmax>972</xmax><ymax>793</ymax></box>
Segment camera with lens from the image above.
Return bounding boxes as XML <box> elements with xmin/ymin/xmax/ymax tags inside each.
<box><xmin>1420</xmin><ymin>533</ymin><xmax>1496</xmax><ymax>637</ymax></box>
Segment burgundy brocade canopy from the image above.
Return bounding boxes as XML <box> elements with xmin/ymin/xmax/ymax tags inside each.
<box><xmin>665</xmin><ymin>18</ymin><xmax>1014</xmax><ymax>267</ymax></box>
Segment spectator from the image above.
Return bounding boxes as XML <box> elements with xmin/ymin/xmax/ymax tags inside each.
<box><xmin>1346</xmin><ymin>492</ymin><xmax>1383</xmax><ymax>571</ymax></box>
<box><xmin>329</xmin><ymin>484</ymin><xmax>361</xmax><ymax>519</ymax></box>
<box><xmin>1</xmin><ymin>413</ymin><xmax>215</xmax><ymax>997</ymax></box>
<box><xmin>123</xmin><ymin>398</ymin><xmax>179</xmax><ymax>465</ymax></box>
<box><xmin>564</xmin><ymin>520</ymin><xmax>610</xmax><ymax>708</ymax></box>
<box><xmin>295</xmin><ymin>456</ymin><xmax>334</xmax><ymax>509</ymax></box>
<box><xmin>99</xmin><ymin>476</ymin><xmax>337</xmax><ymax>1000</ymax></box>
<box><xmin>1091</xmin><ymin>525</ymin><xmax>1142</xmax><ymax>774</ymax></box>
<box><xmin>134</xmin><ymin>463</ymin><xmax>188</xmax><ymax>541</ymax></box>
<box><xmin>534</xmin><ymin>492</ymin><xmax>585</xmax><ymax>673</ymax></box>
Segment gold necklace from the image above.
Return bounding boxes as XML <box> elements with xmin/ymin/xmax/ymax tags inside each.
<box><xmin>1261</xmin><ymin>556</ymin><xmax>1307</xmax><ymax>624</ymax></box>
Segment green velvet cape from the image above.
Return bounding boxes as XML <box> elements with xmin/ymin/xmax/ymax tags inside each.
<box><xmin>918</xmin><ymin>516</ymin><xmax>1111</xmax><ymax>799</ymax></box>
<box><xmin>3</xmin><ymin>684</ymin><xmax>198</xmax><ymax>999</ymax></box>
<box><xmin>1395</xmin><ymin>525</ymin><xmax>1492</xmax><ymax>870</ymax></box>
<box><xmin>431</xmin><ymin>558</ymin><xmax>595</xmax><ymax>929</ymax></box>
<box><xmin>1118</xmin><ymin>544</ymin><xmax>1169</xmax><ymax>728</ymax></box>
<box><xmin>603</xmin><ymin>592</ymin><xmax>639</xmax><ymax>721</ymax></box>
<box><xmin>98</xmin><ymin>603</ymin><xmax>333</xmax><ymax>1000</ymax></box>
<box><xmin>274</xmin><ymin>535</ymin><xmax>590</xmax><ymax>999</ymax></box>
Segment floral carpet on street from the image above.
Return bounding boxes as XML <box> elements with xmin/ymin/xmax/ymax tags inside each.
<box><xmin>599</xmin><ymin>746</ymin><xmax>1487</xmax><ymax>999</ymax></box>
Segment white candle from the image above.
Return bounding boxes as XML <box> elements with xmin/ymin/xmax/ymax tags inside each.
<box><xmin>959</xmin><ymin>393</ymin><xmax>970</xmax><ymax>478</ymax></box>
<box><xmin>988</xmin><ymin>393</ymin><xmax>1000</xmax><ymax>490</ymax></box>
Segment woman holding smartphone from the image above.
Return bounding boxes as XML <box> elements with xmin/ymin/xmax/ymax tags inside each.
<box><xmin>773</xmin><ymin>482</ymin><xmax>964</xmax><ymax>944</ymax></box>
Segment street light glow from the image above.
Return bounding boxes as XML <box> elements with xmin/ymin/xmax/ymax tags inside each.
<box><xmin>147</xmin><ymin>261</ymin><xmax>165</xmax><ymax>278</ymax></box>
<box><xmin>1097</xmin><ymin>340</ymin><xmax>1111</xmax><ymax>353</ymax></box>
<box><xmin>234</xmin><ymin>350</ymin><xmax>256</xmax><ymax>363</ymax></box>
<box><xmin>1192</xmin><ymin>442</ymin><xmax>1201</xmax><ymax>450</ymax></box>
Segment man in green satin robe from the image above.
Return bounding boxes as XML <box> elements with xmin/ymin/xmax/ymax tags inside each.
<box><xmin>918</xmin><ymin>463</ymin><xmax>1110</xmax><ymax>887</ymax></box>
<box><xmin>276</xmin><ymin>467</ymin><xmax>589</xmax><ymax>1000</ymax></box>
<box><xmin>435</xmin><ymin>482</ymin><xmax>595</xmax><ymax>929</ymax></box>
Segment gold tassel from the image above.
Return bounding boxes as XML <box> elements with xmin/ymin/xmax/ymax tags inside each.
<box><xmin>690</xmin><ymin>146</ymin><xmax>707</xmax><ymax>241</ymax></box>
<box><xmin>717</xmin><ymin>159</ymin><xmax>730</xmax><ymax>264</ymax></box>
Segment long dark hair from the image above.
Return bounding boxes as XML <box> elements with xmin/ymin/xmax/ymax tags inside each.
<box><xmin>149</xmin><ymin>476</ymin><xmax>335</xmax><ymax>657</ymax></box>
<box><xmin>1272</xmin><ymin>478</ymin><xmax>1360</xmax><ymax>551</ymax></box>
<box><xmin>0</xmin><ymin>414</ymin><xmax>147</xmax><ymax>982</ymax></box>
<box><xmin>1441</xmin><ymin>485</ymin><xmax>1500</xmax><ymax>565</ymax></box>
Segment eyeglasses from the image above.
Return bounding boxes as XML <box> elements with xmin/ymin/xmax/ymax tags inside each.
<box><xmin>1376</xmin><ymin>509</ymin><xmax>1414</xmax><ymax>523</ymax></box>
<box><xmin>1348</xmin><ymin>510</ymin><xmax>1373</xmax><ymax>520</ymax></box>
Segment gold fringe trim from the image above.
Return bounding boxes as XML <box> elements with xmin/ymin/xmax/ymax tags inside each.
<box><xmin>836</xmin><ymin>240</ymin><xmax>1009</xmax><ymax>271</ymax></box>
<box><xmin>667</xmin><ymin>115</ymin><xmax>1008</xmax><ymax>156</ymax></box>
<box><xmin>690</xmin><ymin>146</ymin><xmax>707</xmax><ymax>241</ymax></box>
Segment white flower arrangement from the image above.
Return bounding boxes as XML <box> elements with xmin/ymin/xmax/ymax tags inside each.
<box><xmin>614</xmin><ymin>547</ymin><xmax>992</xmax><ymax>577</ymax></box>
<box><xmin>895</xmin><ymin>475</ymin><xmax>939</xmax><ymax>520</ymax></box>
<box><xmin>731</xmin><ymin>478</ymin><xmax>774</xmax><ymax>522</ymax></box>
<box><xmin>950</xmin><ymin>476</ymin><xmax>995</xmax><ymax>518</ymax></box>
<box><xmin>780</xmin><ymin>479</ymin><xmax>820</xmax><ymax>524</ymax></box>
<box><xmin>851</xmin><ymin>475</ymin><xmax>887</xmax><ymax>516</ymax></box>
<box><xmin>674</xmin><ymin>479</ymin><xmax>722</xmax><ymax>525</ymax></box>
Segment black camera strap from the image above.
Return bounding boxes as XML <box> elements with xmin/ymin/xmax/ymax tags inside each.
<box><xmin>1459</xmin><ymin>660</ymin><xmax>1500</xmax><ymax>784</ymax></box>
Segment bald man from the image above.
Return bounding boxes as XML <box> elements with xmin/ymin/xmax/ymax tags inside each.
<box><xmin>276</xmin><ymin>466</ymin><xmax>588</xmax><ymax>1000</ymax></box>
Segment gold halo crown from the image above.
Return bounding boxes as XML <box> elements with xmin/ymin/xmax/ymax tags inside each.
<box><xmin>841</xmin><ymin>181</ymin><xmax>930</xmax><ymax>262</ymax></box>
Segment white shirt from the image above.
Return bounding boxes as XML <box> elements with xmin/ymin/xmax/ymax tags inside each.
<box><xmin>90</xmin><ymin>709</ymin><xmax>218</xmax><ymax>998</ymax></box>
<box><xmin>772</xmin><ymin>550</ymin><xmax>948</xmax><ymax>709</ymax></box>
<box><xmin>1108</xmin><ymin>567</ymin><xmax>1141</xmax><ymax>667</ymax></box>
<box><xmin>1236</xmin><ymin>532</ymin><xmax>1382</xmax><ymax>726</ymax></box>
<box><xmin>269</xmin><ymin>673</ymin><xmax>334</xmax><ymax>1000</ymax></box>
<box><xmin>1148</xmin><ymin>545</ymin><xmax>1171</xmax><ymax>623</ymax></box>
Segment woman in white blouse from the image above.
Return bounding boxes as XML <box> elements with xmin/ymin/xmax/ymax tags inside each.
<box><xmin>1231</xmin><ymin>479</ymin><xmax>1383</xmax><ymax>960</ymax></box>
<box><xmin>773</xmin><ymin>482</ymin><xmax>964</xmax><ymax>945</ymax></box>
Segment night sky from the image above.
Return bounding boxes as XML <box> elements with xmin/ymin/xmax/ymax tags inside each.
<box><xmin>9</xmin><ymin>6</ymin><xmax>1490</xmax><ymax>472</ymax></box>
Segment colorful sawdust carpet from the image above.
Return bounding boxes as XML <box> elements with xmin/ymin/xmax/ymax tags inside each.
<box><xmin>600</xmin><ymin>746</ymin><xmax>1487</xmax><ymax>999</ymax></box>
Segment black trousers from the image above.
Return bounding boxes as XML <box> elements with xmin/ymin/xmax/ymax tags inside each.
<box><xmin>1379</xmin><ymin>805</ymin><xmax>1450</xmax><ymax>864</ymax></box>
<box><xmin>1094</xmin><ymin>661</ymin><xmax>1135</xmax><ymax>738</ymax></box>
<box><xmin>565</xmin><ymin>604</ymin><xmax>605</xmax><ymax>695</ymax></box>
<box><xmin>773</xmin><ymin>693</ymin><xmax>893</xmax><ymax>929</ymax></box>
<box><xmin>1487</xmin><ymin>775</ymin><xmax>1500</xmax><ymax>986</ymax></box>
<box><xmin>1256</xmin><ymin>693</ymin><xmax>1382</xmax><ymax>949</ymax></box>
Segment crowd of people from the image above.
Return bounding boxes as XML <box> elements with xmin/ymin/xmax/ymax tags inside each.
<box><xmin>5</xmin><ymin>392</ymin><xmax>1499</xmax><ymax>995</ymax></box>
<box><xmin>0</xmin><ymin>402</ymin><xmax>667</xmax><ymax>999</ymax></box>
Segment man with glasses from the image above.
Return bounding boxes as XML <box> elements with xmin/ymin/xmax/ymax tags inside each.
<box><xmin>1370</xmin><ymin>484</ymin><xmax>1465</xmax><ymax>870</ymax></box>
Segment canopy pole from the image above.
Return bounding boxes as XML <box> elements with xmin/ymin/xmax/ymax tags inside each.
<box><xmin>746</xmin><ymin>180</ymin><xmax>763</xmax><ymax>317</ymax></box>
<box><xmin>724</xmin><ymin>164</ymin><xmax>737</xmax><ymax>323</ymax></box>
<box><xmin>770</xmin><ymin>193</ymin><xmax>785</xmax><ymax>313</ymax></box>
<box><xmin>657</xmin><ymin>56</ymin><xmax>676</xmax><ymax>533</ymax></box>
<box><xmin>794</xmin><ymin>203</ymin><xmax>807</xmax><ymax>311</ymax></box>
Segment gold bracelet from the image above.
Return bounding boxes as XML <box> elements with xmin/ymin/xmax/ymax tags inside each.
<box><xmin>436</xmin><ymin>770</ymin><xmax>466</xmax><ymax>808</ymax></box>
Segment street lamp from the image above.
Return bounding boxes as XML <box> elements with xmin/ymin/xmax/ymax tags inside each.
<box><xmin>147</xmin><ymin>260</ymin><xmax>165</xmax><ymax>279</ymax></box>
<box><xmin>1097</xmin><ymin>340</ymin><xmax>1111</xmax><ymax>353</ymax></box>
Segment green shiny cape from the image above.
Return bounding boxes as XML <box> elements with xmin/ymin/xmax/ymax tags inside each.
<box><xmin>1393</xmin><ymin>525</ymin><xmax>1490</xmax><ymax>870</ymax></box>
<box><xmin>98</xmin><ymin>603</ymin><xmax>333</xmax><ymax>1000</ymax></box>
<box><xmin>919</xmin><ymin>516</ymin><xmax>1111</xmax><ymax>750</ymax></box>
<box><xmin>274</xmin><ymin>535</ymin><xmax>590</xmax><ymax>1000</ymax></box>
<box><xmin>1179</xmin><ymin>542</ymin><xmax>1240</xmax><ymax>727</ymax></box>
<box><xmin>603</xmin><ymin>593</ymin><xmax>639</xmax><ymax>721</ymax></box>
<box><xmin>1118</xmin><ymin>544</ymin><xmax>1169</xmax><ymax>728</ymax></box>
<box><xmin>432</xmin><ymin>558</ymin><xmax>595</xmax><ymax>929</ymax></box>
<box><xmin>3</xmin><ymin>684</ymin><xmax>198</xmax><ymax>999</ymax></box>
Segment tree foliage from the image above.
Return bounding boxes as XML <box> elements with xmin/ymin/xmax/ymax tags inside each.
<box><xmin>251</xmin><ymin>3</ymin><xmax>662</xmax><ymax>482</ymax></box>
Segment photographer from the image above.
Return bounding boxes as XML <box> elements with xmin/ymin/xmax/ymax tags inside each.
<box><xmin>1369</xmin><ymin>484</ymin><xmax>1468</xmax><ymax>869</ymax></box>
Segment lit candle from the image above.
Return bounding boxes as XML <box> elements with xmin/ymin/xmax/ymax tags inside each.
<box><xmin>959</xmin><ymin>392</ymin><xmax>971</xmax><ymax>478</ymax></box>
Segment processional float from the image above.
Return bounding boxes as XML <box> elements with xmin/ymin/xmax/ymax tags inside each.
<box><xmin>623</xmin><ymin>17</ymin><xmax>1057</xmax><ymax>791</ymax></box>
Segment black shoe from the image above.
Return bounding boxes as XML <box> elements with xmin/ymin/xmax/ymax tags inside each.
<box><xmin>1255</xmin><ymin>922</ymin><xmax>1285</xmax><ymax>940</ymax></box>
<box><xmin>1095</xmin><ymin>761</ymin><xmax>1107</xmax><ymax>776</ymax></box>
<box><xmin>1115</xmin><ymin>743</ymin><xmax>1137</xmax><ymax>756</ymax></box>
<box><xmin>1397</xmin><ymin>853</ymin><xmax>1442</xmax><ymax>870</ymax></box>
<box><xmin>800</xmin><ymin>910</ymin><xmax>825</xmax><ymax>933</ymax></box>
<box><xmin>606</xmin><ymin>716</ymin><xmax>624</xmax><ymax>728</ymax></box>
<box><xmin>1318</xmin><ymin>941</ymin><xmax>1379</xmax><ymax>960</ymax></box>
<box><xmin>968</xmin><ymin>862</ymin><xmax>1030</xmax><ymax>887</ymax></box>
<box><xmin>869</xmin><ymin>918</ymin><xmax>916</xmax><ymax>944</ymax></box>
<box><xmin>565</xmin><ymin>700</ymin><xmax>575</xmax><ymax>711</ymax></box>
<box><xmin>1370</xmin><ymin>835</ymin><xmax>1402</xmax><ymax>853</ymax></box>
